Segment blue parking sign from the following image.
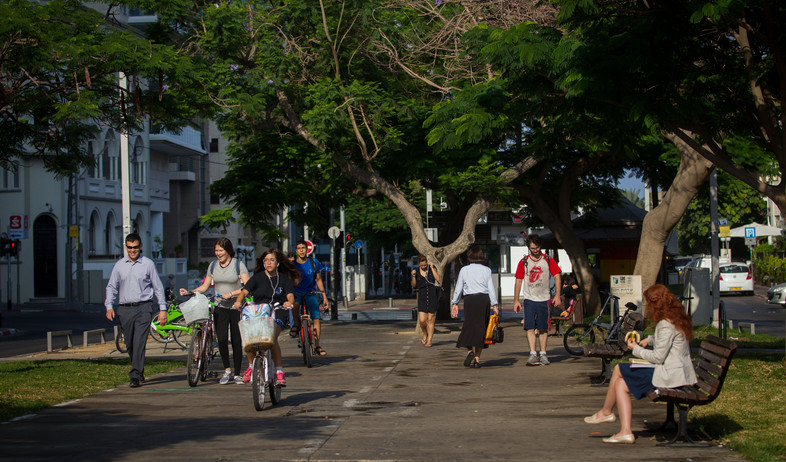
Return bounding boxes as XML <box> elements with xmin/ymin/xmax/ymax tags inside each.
<box><xmin>744</xmin><ymin>227</ymin><xmax>756</xmax><ymax>239</ymax></box>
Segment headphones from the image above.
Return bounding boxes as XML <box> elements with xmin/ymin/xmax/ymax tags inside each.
<box><xmin>276</xmin><ymin>263</ymin><xmax>279</xmax><ymax>268</ymax></box>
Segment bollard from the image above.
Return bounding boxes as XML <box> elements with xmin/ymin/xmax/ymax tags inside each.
<box><xmin>388</xmin><ymin>297</ymin><xmax>393</xmax><ymax>308</ymax></box>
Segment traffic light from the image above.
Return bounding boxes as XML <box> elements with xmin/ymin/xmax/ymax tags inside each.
<box><xmin>0</xmin><ymin>237</ymin><xmax>9</xmax><ymax>257</ymax></box>
<box><xmin>345</xmin><ymin>233</ymin><xmax>353</xmax><ymax>247</ymax></box>
<box><xmin>9</xmin><ymin>239</ymin><xmax>19</xmax><ymax>257</ymax></box>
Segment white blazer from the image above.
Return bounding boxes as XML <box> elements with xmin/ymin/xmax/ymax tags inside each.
<box><xmin>633</xmin><ymin>320</ymin><xmax>697</xmax><ymax>389</ymax></box>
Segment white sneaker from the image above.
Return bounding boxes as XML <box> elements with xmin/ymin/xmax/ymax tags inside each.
<box><xmin>219</xmin><ymin>370</ymin><xmax>233</xmax><ymax>385</ymax></box>
<box><xmin>539</xmin><ymin>353</ymin><xmax>550</xmax><ymax>365</ymax></box>
<box><xmin>234</xmin><ymin>375</ymin><xmax>245</xmax><ymax>385</ymax></box>
<box><xmin>526</xmin><ymin>353</ymin><xmax>539</xmax><ymax>366</ymax></box>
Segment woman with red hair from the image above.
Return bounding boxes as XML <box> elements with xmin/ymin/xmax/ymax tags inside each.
<box><xmin>583</xmin><ymin>284</ymin><xmax>696</xmax><ymax>444</ymax></box>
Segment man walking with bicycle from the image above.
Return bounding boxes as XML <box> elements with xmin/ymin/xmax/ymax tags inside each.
<box><xmin>105</xmin><ymin>233</ymin><xmax>167</xmax><ymax>388</ymax></box>
<box><xmin>291</xmin><ymin>240</ymin><xmax>329</xmax><ymax>356</ymax></box>
<box><xmin>513</xmin><ymin>234</ymin><xmax>561</xmax><ymax>366</ymax></box>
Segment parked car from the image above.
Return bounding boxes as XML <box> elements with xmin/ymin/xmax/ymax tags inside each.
<box><xmin>680</xmin><ymin>255</ymin><xmax>731</xmax><ymax>283</ymax></box>
<box><xmin>766</xmin><ymin>283</ymin><xmax>786</xmax><ymax>305</ymax></box>
<box><xmin>718</xmin><ymin>262</ymin><xmax>754</xmax><ymax>295</ymax></box>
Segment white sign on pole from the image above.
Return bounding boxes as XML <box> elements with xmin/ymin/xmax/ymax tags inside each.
<box><xmin>7</xmin><ymin>214</ymin><xmax>29</xmax><ymax>239</ymax></box>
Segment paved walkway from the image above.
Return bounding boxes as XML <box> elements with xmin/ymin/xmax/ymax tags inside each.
<box><xmin>1</xmin><ymin>318</ymin><xmax>742</xmax><ymax>461</ymax></box>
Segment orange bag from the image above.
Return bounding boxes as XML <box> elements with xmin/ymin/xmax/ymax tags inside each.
<box><xmin>485</xmin><ymin>314</ymin><xmax>499</xmax><ymax>345</ymax></box>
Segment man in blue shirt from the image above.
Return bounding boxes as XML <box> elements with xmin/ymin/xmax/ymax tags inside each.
<box><xmin>292</xmin><ymin>240</ymin><xmax>329</xmax><ymax>355</ymax></box>
<box><xmin>105</xmin><ymin>233</ymin><xmax>167</xmax><ymax>388</ymax></box>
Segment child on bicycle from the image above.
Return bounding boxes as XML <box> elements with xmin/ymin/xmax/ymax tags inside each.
<box><xmin>234</xmin><ymin>248</ymin><xmax>299</xmax><ymax>387</ymax></box>
<box><xmin>291</xmin><ymin>240</ymin><xmax>329</xmax><ymax>356</ymax></box>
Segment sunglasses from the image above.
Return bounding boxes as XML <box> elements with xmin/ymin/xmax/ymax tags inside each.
<box><xmin>126</xmin><ymin>244</ymin><xmax>141</xmax><ymax>250</ymax></box>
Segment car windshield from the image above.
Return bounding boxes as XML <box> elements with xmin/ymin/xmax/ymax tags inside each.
<box><xmin>720</xmin><ymin>265</ymin><xmax>748</xmax><ymax>274</ymax></box>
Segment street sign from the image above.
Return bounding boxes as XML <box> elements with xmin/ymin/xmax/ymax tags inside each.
<box><xmin>304</xmin><ymin>239</ymin><xmax>314</xmax><ymax>255</ymax></box>
<box><xmin>354</xmin><ymin>240</ymin><xmax>363</xmax><ymax>250</ymax></box>
<box><xmin>718</xmin><ymin>218</ymin><xmax>729</xmax><ymax>226</ymax></box>
<box><xmin>745</xmin><ymin>237</ymin><xmax>756</xmax><ymax>246</ymax></box>
<box><xmin>719</xmin><ymin>225</ymin><xmax>730</xmax><ymax>237</ymax></box>
<box><xmin>7</xmin><ymin>214</ymin><xmax>29</xmax><ymax>239</ymax></box>
<box><xmin>327</xmin><ymin>226</ymin><xmax>340</xmax><ymax>240</ymax></box>
<box><xmin>744</xmin><ymin>226</ymin><xmax>756</xmax><ymax>239</ymax></box>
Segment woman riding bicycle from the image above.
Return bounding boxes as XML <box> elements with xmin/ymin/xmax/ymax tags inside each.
<box><xmin>181</xmin><ymin>238</ymin><xmax>250</xmax><ymax>385</ymax></box>
<box><xmin>235</xmin><ymin>248</ymin><xmax>299</xmax><ymax>387</ymax></box>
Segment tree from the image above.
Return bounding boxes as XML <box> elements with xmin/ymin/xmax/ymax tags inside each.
<box><xmin>553</xmin><ymin>0</ymin><xmax>786</xmax><ymax>288</ymax></box>
<box><xmin>0</xmin><ymin>0</ymin><xmax>206</xmax><ymax>175</ymax></box>
<box><xmin>132</xmin><ymin>0</ymin><xmax>558</xmax><ymax>314</ymax></box>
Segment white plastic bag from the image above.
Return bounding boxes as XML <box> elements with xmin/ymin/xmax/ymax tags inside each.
<box><xmin>180</xmin><ymin>292</ymin><xmax>210</xmax><ymax>324</ymax></box>
<box><xmin>239</xmin><ymin>316</ymin><xmax>276</xmax><ymax>352</ymax></box>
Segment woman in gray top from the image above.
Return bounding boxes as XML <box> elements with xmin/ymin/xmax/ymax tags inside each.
<box><xmin>180</xmin><ymin>238</ymin><xmax>250</xmax><ymax>384</ymax></box>
<box><xmin>450</xmin><ymin>247</ymin><xmax>499</xmax><ymax>368</ymax></box>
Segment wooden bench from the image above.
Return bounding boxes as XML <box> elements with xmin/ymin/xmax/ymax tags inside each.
<box><xmin>47</xmin><ymin>330</ymin><xmax>73</xmax><ymax>352</ymax></box>
<box><xmin>582</xmin><ymin>309</ymin><xmax>643</xmax><ymax>383</ymax></box>
<box><xmin>549</xmin><ymin>295</ymin><xmax>582</xmax><ymax>336</ymax></box>
<box><xmin>82</xmin><ymin>328</ymin><xmax>107</xmax><ymax>347</ymax></box>
<box><xmin>646</xmin><ymin>334</ymin><xmax>737</xmax><ymax>446</ymax></box>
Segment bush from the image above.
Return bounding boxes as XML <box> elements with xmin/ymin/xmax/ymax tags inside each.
<box><xmin>752</xmin><ymin>253</ymin><xmax>786</xmax><ymax>285</ymax></box>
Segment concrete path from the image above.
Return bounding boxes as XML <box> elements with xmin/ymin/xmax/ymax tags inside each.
<box><xmin>1</xmin><ymin>319</ymin><xmax>742</xmax><ymax>461</ymax></box>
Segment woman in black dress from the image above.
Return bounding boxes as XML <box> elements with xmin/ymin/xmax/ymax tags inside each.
<box><xmin>411</xmin><ymin>254</ymin><xmax>441</xmax><ymax>347</ymax></box>
<box><xmin>450</xmin><ymin>247</ymin><xmax>499</xmax><ymax>368</ymax></box>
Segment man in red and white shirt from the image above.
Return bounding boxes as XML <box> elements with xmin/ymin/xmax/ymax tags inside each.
<box><xmin>513</xmin><ymin>234</ymin><xmax>561</xmax><ymax>366</ymax></box>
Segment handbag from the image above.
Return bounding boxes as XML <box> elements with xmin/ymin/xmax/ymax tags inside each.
<box><xmin>485</xmin><ymin>313</ymin><xmax>502</xmax><ymax>345</ymax></box>
<box><xmin>492</xmin><ymin>317</ymin><xmax>504</xmax><ymax>343</ymax></box>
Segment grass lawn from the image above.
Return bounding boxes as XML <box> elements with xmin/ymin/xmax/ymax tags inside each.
<box><xmin>692</xmin><ymin>354</ymin><xmax>786</xmax><ymax>462</ymax></box>
<box><xmin>0</xmin><ymin>358</ymin><xmax>183</xmax><ymax>422</ymax></box>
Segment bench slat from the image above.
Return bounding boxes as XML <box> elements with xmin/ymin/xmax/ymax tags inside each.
<box><xmin>696</xmin><ymin>358</ymin><xmax>722</xmax><ymax>377</ymax></box>
<box><xmin>698</xmin><ymin>348</ymin><xmax>724</xmax><ymax>366</ymax></box>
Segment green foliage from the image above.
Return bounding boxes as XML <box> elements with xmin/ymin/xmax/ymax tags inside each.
<box><xmin>677</xmin><ymin>172</ymin><xmax>767</xmax><ymax>255</ymax></box>
<box><xmin>1</xmin><ymin>0</ymin><xmax>209</xmax><ymax>175</ymax></box>
<box><xmin>751</xmin><ymin>253</ymin><xmax>786</xmax><ymax>286</ymax></box>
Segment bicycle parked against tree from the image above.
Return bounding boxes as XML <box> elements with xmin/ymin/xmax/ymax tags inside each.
<box><xmin>564</xmin><ymin>292</ymin><xmax>639</xmax><ymax>355</ymax></box>
<box><xmin>115</xmin><ymin>288</ymin><xmax>192</xmax><ymax>353</ymax></box>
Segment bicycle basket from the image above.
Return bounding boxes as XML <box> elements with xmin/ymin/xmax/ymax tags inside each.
<box><xmin>180</xmin><ymin>292</ymin><xmax>210</xmax><ymax>324</ymax></box>
<box><xmin>239</xmin><ymin>315</ymin><xmax>276</xmax><ymax>352</ymax></box>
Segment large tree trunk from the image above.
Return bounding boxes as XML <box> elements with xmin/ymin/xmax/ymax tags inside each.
<box><xmin>633</xmin><ymin>132</ymin><xmax>714</xmax><ymax>289</ymax></box>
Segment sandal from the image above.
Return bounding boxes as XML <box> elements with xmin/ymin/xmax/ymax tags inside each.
<box><xmin>315</xmin><ymin>346</ymin><xmax>327</xmax><ymax>356</ymax></box>
<box><xmin>289</xmin><ymin>325</ymin><xmax>300</xmax><ymax>338</ymax></box>
<box><xmin>463</xmin><ymin>351</ymin><xmax>475</xmax><ymax>367</ymax></box>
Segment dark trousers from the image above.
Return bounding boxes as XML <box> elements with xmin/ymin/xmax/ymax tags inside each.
<box><xmin>214</xmin><ymin>307</ymin><xmax>243</xmax><ymax>375</ymax></box>
<box><xmin>117</xmin><ymin>302</ymin><xmax>155</xmax><ymax>380</ymax></box>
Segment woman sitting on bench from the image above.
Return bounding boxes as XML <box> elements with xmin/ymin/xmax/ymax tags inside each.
<box><xmin>583</xmin><ymin>284</ymin><xmax>696</xmax><ymax>444</ymax></box>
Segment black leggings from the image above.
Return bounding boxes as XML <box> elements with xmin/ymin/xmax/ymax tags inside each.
<box><xmin>213</xmin><ymin>307</ymin><xmax>243</xmax><ymax>375</ymax></box>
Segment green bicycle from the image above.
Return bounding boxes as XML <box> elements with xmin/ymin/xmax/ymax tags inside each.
<box><xmin>114</xmin><ymin>289</ymin><xmax>193</xmax><ymax>353</ymax></box>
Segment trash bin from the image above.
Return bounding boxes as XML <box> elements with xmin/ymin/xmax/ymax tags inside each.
<box><xmin>683</xmin><ymin>267</ymin><xmax>712</xmax><ymax>326</ymax></box>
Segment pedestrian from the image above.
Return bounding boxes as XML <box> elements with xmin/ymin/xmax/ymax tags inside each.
<box><xmin>450</xmin><ymin>246</ymin><xmax>499</xmax><ymax>368</ymax></box>
<box><xmin>181</xmin><ymin>238</ymin><xmax>250</xmax><ymax>385</ymax></box>
<box><xmin>513</xmin><ymin>234</ymin><xmax>562</xmax><ymax>366</ymax></box>
<box><xmin>583</xmin><ymin>284</ymin><xmax>696</xmax><ymax>444</ymax></box>
<box><xmin>411</xmin><ymin>254</ymin><xmax>441</xmax><ymax>347</ymax></box>
<box><xmin>234</xmin><ymin>248</ymin><xmax>299</xmax><ymax>387</ymax></box>
<box><xmin>105</xmin><ymin>233</ymin><xmax>167</xmax><ymax>388</ymax></box>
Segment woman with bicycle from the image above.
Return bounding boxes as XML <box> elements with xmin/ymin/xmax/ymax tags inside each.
<box><xmin>234</xmin><ymin>248</ymin><xmax>299</xmax><ymax>387</ymax></box>
<box><xmin>583</xmin><ymin>284</ymin><xmax>696</xmax><ymax>444</ymax></box>
<box><xmin>181</xmin><ymin>238</ymin><xmax>250</xmax><ymax>385</ymax></box>
<box><xmin>411</xmin><ymin>254</ymin><xmax>441</xmax><ymax>347</ymax></box>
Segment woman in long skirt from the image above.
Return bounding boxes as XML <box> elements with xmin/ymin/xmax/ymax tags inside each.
<box><xmin>450</xmin><ymin>246</ymin><xmax>499</xmax><ymax>368</ymax></box>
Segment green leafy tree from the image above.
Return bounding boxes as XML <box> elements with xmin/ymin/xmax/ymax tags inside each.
<box><xmin>0</xmin><ymin>0</ymin><xmax>207</xmax><ymax>175</ymax></box>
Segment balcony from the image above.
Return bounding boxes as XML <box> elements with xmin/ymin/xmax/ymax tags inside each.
<box><xmin>149</xmin><ymin>123</ymin><xmax>207</xmax><ymax>156</ymax></box>
<box><xmin>168</xmin><ymin>163</ymin><xmax>196</xmax><ymax>182</ymax></box>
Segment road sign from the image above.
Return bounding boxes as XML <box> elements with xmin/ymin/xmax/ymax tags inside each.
<box><xmin>718</xmin><ymin>218</ymin><xmax>729</xmax><ymax>226</ymax></box>
<box><xmin>719</xmin><ymin>225</ymin><xmax>730</xmax><ymax>237</ymax></box>
<box><xmin>304</xmin><ymin>239</ymin><xmax>314</xmax><ymax>255</ymax></box>
<box><xmin>7</xmin><ymin>214</ymin><xmax>29</xmax><ymax>239</ymax></box>
<box><xmin>744</xmin><ymin>227</ymin><xmax>756</xmax><ymax>239</ymax></box>
<box><xmin>745</xmin><ymin>237</ymin><xmax>756</xmax><ymax>246</ymax></box>
<box><xmin>328</xmin><ymin>226</ymin><xmax>340</xmax><ymax>240</ymax></box>
<box><xmin>354</xmin><ymin>240</ymin><xmax>363</xmax><ymax>250</ymax></box>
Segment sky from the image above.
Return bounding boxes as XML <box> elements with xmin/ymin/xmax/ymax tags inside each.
<box><xmin>618</xmin><ymin>171</ymin><xmax>646</xmax><ymax>198</ymax></box>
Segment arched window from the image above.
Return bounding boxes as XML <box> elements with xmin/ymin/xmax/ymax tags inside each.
<box><xmin>88</xmin><ymin>210</ymin><xmax>100</xmax><ymax>255</ymax></box>
<box><xmin>105</xmin><ymin>211</ymin><xmax>117</xmax><ymax>255</ymax></box>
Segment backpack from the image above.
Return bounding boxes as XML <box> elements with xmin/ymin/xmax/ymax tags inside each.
<box><xmin>521</xmin><ymin>253</ymin><xmax>551</xmax><ymax>273</ymax></box>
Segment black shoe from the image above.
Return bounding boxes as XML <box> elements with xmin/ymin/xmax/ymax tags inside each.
<box><xmin>129</xmin><ymin>378</ymin><xmax>141</xmax><ymax>388</ymax></box>
<box><xmin>289</xmin><ymin>325</ymin><xmax>300</xmax><ymax>338</ymax></box>
<box><xmin>463</xmin><ymin>351</ymin><xmax>475</xmax><ymax>367</ymax></box>
<box><xmin>140</xmin><ymin>375</ymin><xmax>146</xmax><ymax>382</ymax></box>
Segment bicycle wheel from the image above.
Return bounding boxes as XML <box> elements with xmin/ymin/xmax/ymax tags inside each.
<box><xmin>268</xmin><ymin>349</ymin><xmax>281</xmax><ymax>405</ymax></box>
<box><xmin>187</xmin><ymin>327</ymin><xmax>203</xmax><ymax>387</ymax></box>
<box><xmin>115</xmin><ymin>326</ymin><xmax>127</xmax><ymax>353</ymax></box>
<box><xmin>301</xmin><ymin>317</ymin><xmax>313</xmax><ymax>368</ymax></box>
<box><xmin>252</xmin><ymin>355</ymin><xmax>266</xmax><ymax>411</ymax></box>
<box><xmin>564</xmin><ymin>323</ymin><xmax>596</xmax><ymax>356</ymax></box>
<box><xmin>171</xmin><ymin>316</ymin><xmax>192</xmax><ymax>349</ymax></box>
